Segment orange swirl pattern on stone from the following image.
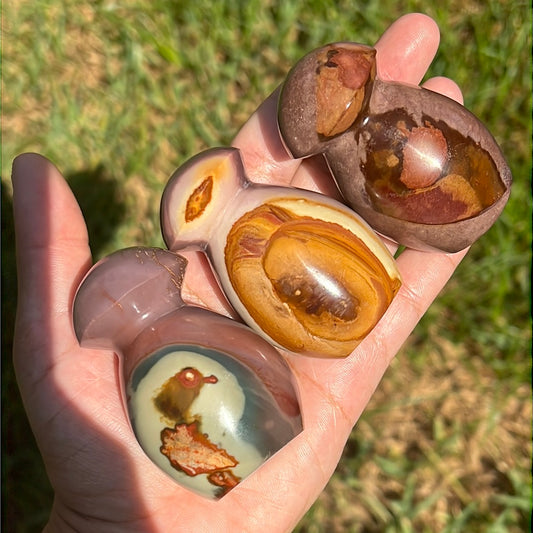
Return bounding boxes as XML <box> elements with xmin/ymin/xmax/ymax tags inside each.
<box><xmin>225</xmin><ymin>201</ymin><xmax>400</xmax><ymax>357</ymax></box>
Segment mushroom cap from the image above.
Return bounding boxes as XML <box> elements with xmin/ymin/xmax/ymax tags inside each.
<box><xmin>73</xmin><ymin>247</ymin><xmax>187</xmax><ymax>351</ymax></box>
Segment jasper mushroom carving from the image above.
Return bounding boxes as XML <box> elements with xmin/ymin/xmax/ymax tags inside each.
<box><xmin>73</xmin><ymin>247</ymin><xmax>302</xmax><ymax>499</ymax></box>
<box><xmin>278</xmin><ymin>43</ymin><xmax>512</xmax><ymax>252</ymax></box>
<box><xmin>160</xmin><ymin>147</ymin><xmax>401</xmax><ymax>358</ymax></box>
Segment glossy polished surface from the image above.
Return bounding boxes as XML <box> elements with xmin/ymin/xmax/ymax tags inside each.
<box><xmin>73</xmin><ymin>247</ymin><xmax>186</xmax><ymax>352</ymax></box>
<box><xmin>73</xmin><ymin>247</ymin><xmax>302</xmax><ymax>499</ymax></box>
<box><xmin>225</xmin><ymin>202</ymin><xmax>399</xmax><ymax>355</ymax></box>
<box><xmin>129</xmin><ymin>343</ymin><xmax>300</xmax><ymax>499</ymax></box>
<box><xmin>358</xmin><ymin>107</ymin><xmax>506</xmax><ymax>225</ymax></box>
<box><xmin>161</xmin><ymin>147</ymin><xmax>401</xmax><ymax>357</ymax></box>
<box><xmin>278</xmin><ymin>42</ymin><xmax>512</xmax><ymax>252</ymax></box>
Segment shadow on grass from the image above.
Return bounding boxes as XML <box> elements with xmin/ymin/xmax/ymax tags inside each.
<box><xmin>1</xmin><ymin>163</ymin><xmax>127</xmax><ymax>532</ymax></box>
<box><xmin>68</xmin><ymin>165</ymin><xmax>127</xmax><ymax>260</ymax></box>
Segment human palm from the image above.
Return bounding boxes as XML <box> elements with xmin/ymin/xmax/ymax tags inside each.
<box><xmin>12</xmin><ymin>14</ymin><xmax>467</xmax><ymax>533</ymax></box>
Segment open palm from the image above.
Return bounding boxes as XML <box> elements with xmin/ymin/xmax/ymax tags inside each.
<box><xmin>12</xmin><ymin>14</ymin><xmax>467</xmax><ymax>533</ymax></box>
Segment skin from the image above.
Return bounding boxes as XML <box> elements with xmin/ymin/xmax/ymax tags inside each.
<box><xmin>12</xmin><ymin>14</ymin><xmax>467</xmax><ymax>533</ymax></box>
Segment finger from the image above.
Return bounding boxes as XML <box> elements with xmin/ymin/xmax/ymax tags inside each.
<box><xmin>423</xmin><ymin>76</ymin><xmax>464</xmax><ymax>104</ymax></box>
<box><xmin>375</xmin><ymin>13</ymin><xmax>440</xmax><ymax>84</ymax></box>
<box><xmin>232</xmin><ymin>88</ymin><xmax>302</xmax><ymax>186</ymax></box>
<box><xmin>290</xmin><ymin>154</ymin><xmax>344</xmax><ymax>198</ymax></box>
<box><xmin>11</xmin><ymin>154</ymin><xmax>133</xmax><ymax>460</ymax></box>
<box><xmin>12</xmin><ymin>153</ymin><xmax>92</xmax><ymax>379</ymax></box>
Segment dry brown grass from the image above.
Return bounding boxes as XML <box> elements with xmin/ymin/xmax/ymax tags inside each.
<box><xmin>297</xmin><ymin>333</ymin><xmax>531</xmax><ymax>531</ymax></box>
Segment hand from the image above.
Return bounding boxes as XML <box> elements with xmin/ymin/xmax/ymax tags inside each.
<box><xmin>12</xmin><ymin>14</ymin><xmax>467</xmax><ymax>533</ymax></box>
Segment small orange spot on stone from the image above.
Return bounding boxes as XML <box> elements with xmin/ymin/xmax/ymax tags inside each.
<box><xmin>185</xmin><ymin>176</ymin><xmax>213</xmax><ymax>222</ymax></box>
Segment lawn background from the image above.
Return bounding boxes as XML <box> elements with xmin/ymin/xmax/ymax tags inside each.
<box><xmin>2</xmin><ymin>0</ymin><xmax>531</xmax><ymax>531</ymax></box>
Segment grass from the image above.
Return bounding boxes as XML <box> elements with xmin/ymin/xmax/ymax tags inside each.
<box><xmin>2</xmin><ymin>0</ymin><xmax>531</xmax><ymax>531</ymax></box>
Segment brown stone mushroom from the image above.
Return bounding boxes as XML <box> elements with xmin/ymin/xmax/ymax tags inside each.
<box><xmin>278</xmin><ymin>42</ymin><xmax>511</xmax><ymax>252</ymax></box>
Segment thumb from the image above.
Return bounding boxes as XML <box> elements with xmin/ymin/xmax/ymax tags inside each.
<box><xmin>11</xmin><ymin>153</ymin><xmax>92</xmax><ymax>399</ymax></box>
